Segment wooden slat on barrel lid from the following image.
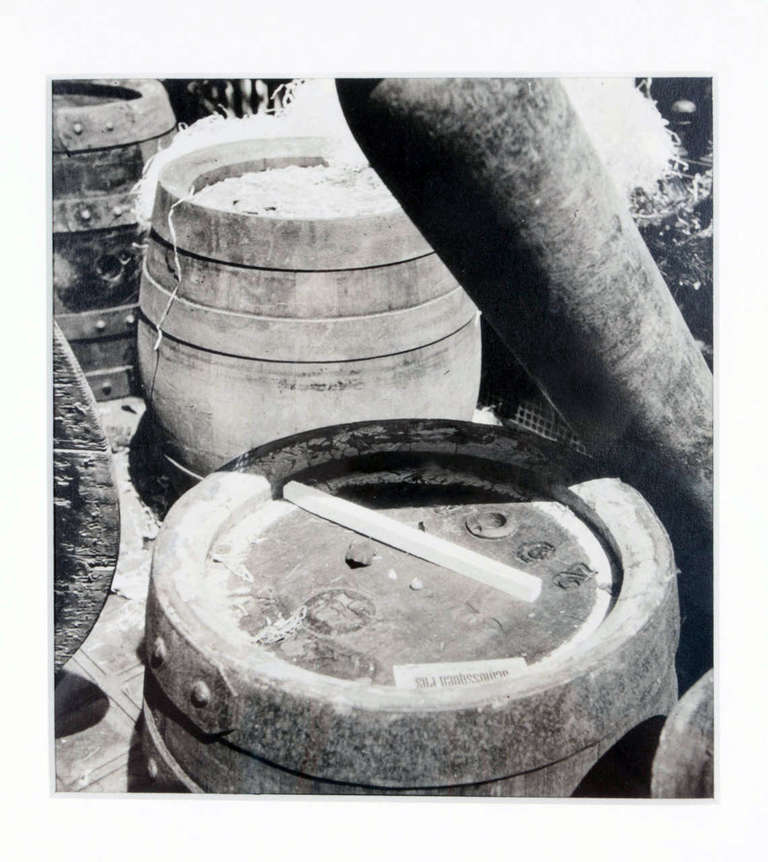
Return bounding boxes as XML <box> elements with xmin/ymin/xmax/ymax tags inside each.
<box><xmin>145</xmin><ymin>420</ymin><xmax>679</xmax><ymax>788</ymax></box>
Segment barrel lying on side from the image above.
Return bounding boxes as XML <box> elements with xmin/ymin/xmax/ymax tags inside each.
<box><xmin>138</xmin><ymin>138</ymin><xmax>481</xmax><ymax>486</ymax></box>
<box><xmin>53</xmin><ymin>78</ymin><xmax>175</xmax><ymax>400</ymax></box>
<box><xmin>53</xmin><ymin>322</ymin><xmax>120</xmax><ymax>673</ymax></box>
<box><xmin>140</xmin><ymin>420</ymin><xmax>679</xmax><ymax>795</ymax></box>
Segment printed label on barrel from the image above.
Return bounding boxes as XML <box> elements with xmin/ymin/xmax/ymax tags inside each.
<box><xmin>393</xmin><ymin>657</ymin><xmax>528</xmax><ymax>690</ymax></box>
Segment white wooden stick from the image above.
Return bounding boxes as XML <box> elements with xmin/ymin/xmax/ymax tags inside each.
<box><xmin>282</xmin><ymin>481</ymin><xmax>541</xmax><ymax>603</ymax></box>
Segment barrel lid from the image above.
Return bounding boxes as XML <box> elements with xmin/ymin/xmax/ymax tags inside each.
<box><xmin>151</xmin><ymin>138</ymin><xmax>434</xmax><ymax>269</ymax></box>
<box><xmin>147</xmin><ymin>420</ymin><xmax>679</xmax><ymax>787</ymax></box>
<box><xmin>52</xmin><ymin>78</ymin><xmax>175</xmax><ymax>152</ymax></box>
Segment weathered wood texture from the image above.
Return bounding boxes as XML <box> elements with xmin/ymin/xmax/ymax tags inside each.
<box><xmin>141</xmin><ymin>420</ymin><xmax>679</xmax><ymax>795</ymax></box>
<box><xmin>139</xmin><ymin>138</ymin><xmax>481</xmax><ymax>483</ymax></box>
<box><xmin>651</xmin><ymin>668</ymin><xmax>714</xmax><ymax>798</ymax></box>
<box><xmin>52</xmin><ymin>79</ymin><xmax>175</xmax><ymax>401</ymax></box>
<box><xmin>335</xmin><ymin>77</ymin><xmax>713</xmax><ymax>689</ymax></box>
<box><xmin>53</xmin><ymin>323</ymin><xmax>120</xmax><ymax>673</ymax></box>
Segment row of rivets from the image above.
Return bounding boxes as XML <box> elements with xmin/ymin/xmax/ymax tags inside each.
<box><xmin>78</xmin><ymin>206</ymin><xmax>127</xmax><ymax>221</ymax></box>
<box><xmin>71</xmin><ymin>121</ymin><xmax>116</xmax><ymax>134</ymax></box>
<box><xmin>91</xmin><ymin>313</ymin><xmax>136</xmax><ymax>336</ymax></box>
<box><xmin>152</xmin><ymin>636</ymin><xmax>212</xmax><ymax>707</ymax></box>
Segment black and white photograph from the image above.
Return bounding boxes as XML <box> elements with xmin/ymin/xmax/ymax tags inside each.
<box><xmin>4</xmin><ymin>1</ymin><xmax>767</xmax><ymax>859</ymax></box>
<box><xmin>51</xmin><ymin>75</ymin><xmax>714</xmax><ymax>798</ymax></box>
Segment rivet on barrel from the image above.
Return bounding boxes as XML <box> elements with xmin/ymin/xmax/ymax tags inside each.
<box><xmin>190</xmin><ymin>680</ymin><xmax>211</xmax><ymax>708</ymax></box>
<box><xmin>147</xmin><ymin>757</ymin><xmax>159</xmax><ymax>781</ymax></box>
<box><xmin>150</xmin><ymin>636</ymin><xmax>167</xmax><ymax>668</ymax></box>
<box><xmin>79</xmin><ymin>208</ymin><xmax>91</xmax><ymax>222</ymax></box>
<box><xmin>95</xmin><ymin>319</ymin><xmax>107</xmax><ymax>331</ymax></box>
<box><xmin>101</xmin><ymin>381</ymin><xmax>112</xmax><ymax>396</ymax></box>
<box><xmin>125</xmin><ymin>313</ymin><xmax>136</xmax><ymax>326</ymax></box>
<box><xmin>73</xmin><ymin>122</ymin><xmax>83</xmax><ymax>135</ymax></box>
<box><xmin>112</xmin><ymin>205</ymin><xmax>123</xmax><ymax>217</ymax></box>
<box><xmin>106</xmin><ymin>120</ymin><xmax>115</xmax><ymax>131</ymax></box>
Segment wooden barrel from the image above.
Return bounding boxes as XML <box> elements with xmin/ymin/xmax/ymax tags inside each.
<box><xmin>53</xmin><ymin>322</ymin><xmax>120</xmax><ymax>673</ymax></box>
<box><xmin>651</xmin><ymin>668</ymin><xmax>714</xmax><ymax>798</ymax></box>
<box><xmin>53</xmin><ymin>78</ymin><xmax>176</xmax><ymax>401</ymax></box>
<box><xmin>140</xmin><ymin>420</ymin><xmax>679</xmax><ymax>795</ymax></box>
<box><xmin>138</xmin><ymin>138</ymin><xmax>481</xmax><ymax>485</ymax></box>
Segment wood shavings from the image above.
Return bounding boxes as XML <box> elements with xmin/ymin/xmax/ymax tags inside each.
<box><xmin>252</xmin><ymin>605</ymin><xmax>307</xmax><ymax>645</ymax></box>
<box><xmin>192</xmin><ymin>164</ymin><xmax>398</xmax><ymax>219</ymax></box>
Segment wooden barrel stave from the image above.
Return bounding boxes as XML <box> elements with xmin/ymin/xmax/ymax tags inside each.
<box><xmin>142</xmin><ymin>669</ymin><xmax>677</xmax><ymax>795</ymax></box>
<box><xmin>144</xmin><ymin>236</ymin><xmax>457</xmax><ymax>317</ymax></box>
<box><xmin>140</xmin><ymin>420</ymin><xmax>680</xmax><ymax>794</ymax></box>
<box><xmin>140</xmin><ymin>265</ymin><xmax>475</xmax><ymax>360</ymax></box>
<box><xmin>138</xmin><ymin>315</ymin><xmax>481</xmax><ymax>478</ymax></box>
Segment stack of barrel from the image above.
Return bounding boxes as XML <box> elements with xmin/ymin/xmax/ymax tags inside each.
<box><xmin>133</xmin><ymin>78</ymin><xmax>713</xmax><ymax>797</ymax></box>
<box><xmin>52</xmin><ymin>78</ymin><xmax>176</xmax><ymax>400</ymax></box>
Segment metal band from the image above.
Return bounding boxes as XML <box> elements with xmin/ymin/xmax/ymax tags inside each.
<box><xmin>56</xmin><ymin>303</ymin><xmax>138</xmax><ymax>342</ymax></box>
<box><xmin>140</xmin><ymin>263</ymin><xmax>478</xmax><ymax>362</ymax></box>
<box><xmin>52</xmin><ymin>189</ymin><xmax>139</xmax><ymax>232</ymax></box>
<box><xmin>52</xmin><ymin>79</ymin><xmax>175</xmax><ymax>152</ymax></box>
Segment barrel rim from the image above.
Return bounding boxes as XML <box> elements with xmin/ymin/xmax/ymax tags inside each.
<box><xmin>52</xmin><ymin>78</ymin><xmax>175</xmax><ymax>152</ymax></box>
<box><xmin>146</xmin><ymin>419</ymin><xmax>679</xmax><ymax>786</ymax></box>
<box><xmin>151</xmin><ymin>138</ymin><xmax>433</xmax><ymax>269</ymax></box>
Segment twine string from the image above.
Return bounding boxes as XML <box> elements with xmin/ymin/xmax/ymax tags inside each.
<box><xmin>152</xmin><ymin>185</ymin><xmax>195</xmax><ymax>351</ymax></box>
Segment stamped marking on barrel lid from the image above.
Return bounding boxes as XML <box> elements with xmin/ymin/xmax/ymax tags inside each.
<box><xmin>393</xmin><ymin>657</ymin><xmax>528</xmax><ymax>690</ymax></box>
